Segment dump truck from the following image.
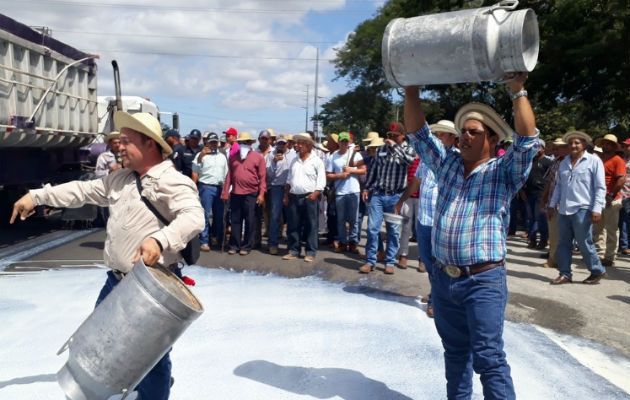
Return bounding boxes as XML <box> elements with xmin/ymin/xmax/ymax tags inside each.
<box><xmin>0</xmin><ymin>13</ymin><xmax>172</xmax><ymax>223</ymax></box>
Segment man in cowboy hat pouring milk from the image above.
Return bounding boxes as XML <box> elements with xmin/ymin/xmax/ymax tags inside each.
<box><xmin>10</xmin><ymin>111</ymin><xmax>204</xmax><ymax>400</ymax></box>
<box><xmin>404</xmin><ymin>74</ymin><xmax>538</xmax><ymax>399</ymax></box>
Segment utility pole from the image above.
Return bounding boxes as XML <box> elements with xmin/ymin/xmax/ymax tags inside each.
<box><xmin>304</xmin><ymin>84</ymin><xmax>309</xmax><ymax>132</ymax></box>
<box><xmin>313</xmin><ymin>48</ymin><xmax>319</xmax><ymax>139</ymax></box>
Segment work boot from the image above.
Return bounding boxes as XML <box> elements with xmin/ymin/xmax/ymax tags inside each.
<box><xmin>384</xmin><ymin>265</ymin><xmax>395</xmax><ymax>275</ymax></box>
<box><xmin>200</xmin><ymin>244</ymin><xmax>210</xmax><ymax>252</ymax></box>
<box><xmin>347</xmin><ymin>242</ymin><xmax>360</xmax><ymax>254</ymax></box>
<box><xmin>359</xmin><ymin>264</ymin><xmax>374</xmax><ymax>273</ymax></box>
<box><xmin>398</xmin><ymin>255</ymin><xmax>408</xmax><ymax>269</ymax></box>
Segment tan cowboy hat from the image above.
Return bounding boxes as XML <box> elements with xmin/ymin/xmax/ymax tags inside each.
<box><xmin>429</xmin><ymin>120</ymin><xmax>458</xmax><ymax>137</ymax></box>
<box><xmin>114</xmin><ymin>111</ymin><xmax>172</xmax><ymax>155</ymax></box>
<box><xmin>104</xmin><ymin>131</ymin><xmax>120</xmax><ymax>143</ymax></box>
<box><xmin>295</xmin><ymin>132</ymin><xmax>315</xmax><ymax>144</ymax></box>
<box><xmin>562</xmin><ymin>130</ymin><xmax>593</xmax><ymax>145</ymax></box>
<box><xmin>594</xmin><ymin>134</ymin><xmax>620</xmax><ymax>150</ymax></box>
<box><xmin>236</xmin><ymin>131</ymin><xmax>254</xmax><ymax>142</ymax></box>
<box><xmin>362</xmin><ymin>131</ymin><xmax>380</xmax><ymax>143</ymax></box>
<box><xmin>367</xmin><ymin>137</ymin><xmax>385</xmax><ymax>148</ymax></box>
<box><xmin>455</xmin><ymin>103</ymin><xmax>512</xmax><ymax>142</ymax></box>
<box><xmin>286</xmin><ymin>134</ymin><xmax>294</xmax><ymax>141</ymax></box>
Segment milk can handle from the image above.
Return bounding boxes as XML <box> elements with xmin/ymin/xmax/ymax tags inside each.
<box><xmin>486</xmin><ymin>0</ymin><xmax>519</xmax><ymax>13</ymax></box>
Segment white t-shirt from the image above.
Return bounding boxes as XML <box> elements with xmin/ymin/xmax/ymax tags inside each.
<box><xmin>326</xmin><ymin>149</ymin><xmax>363</xmax><ymax>195</ymax></box>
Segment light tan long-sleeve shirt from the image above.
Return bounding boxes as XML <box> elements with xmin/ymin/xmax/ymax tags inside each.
<box><xmin>31</xmin><ymin>160</ymin><xmax>204</xmax><ymax>273</ymax></box>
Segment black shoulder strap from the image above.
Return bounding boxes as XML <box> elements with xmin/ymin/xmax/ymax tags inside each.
<box><xmin>135</xmin><ymin>173</ymin><xmax>170</xmax><ymax>226</ymax></box>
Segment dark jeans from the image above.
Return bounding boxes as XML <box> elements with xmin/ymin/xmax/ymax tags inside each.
<box><xmin>508</xmin><ymin>196</ymin><xmax>527</xmax><ymax>234</ymax></box>
<box><xmin>95</xmin><ymin>271</ymin><xmax>172</xmax><ymax>400</ymax></box>
<box><xmin>327</xmin><ymin>195</ymin><xmax>337</xmax><ymax>244</ymax></box>
<box><xmin>526</xmin><ymin>192</ymin><xmax>548</xmax><ymax>243</ymax></box>
<box><xmin>432</xmin><ymin>265</ymin><xmax>515</xmax><ymax>400</ymax></box>
<box><xmin>198</xmin><ymin>184</ymin><xmax>224</xmax><ymax>245</ymax></box>
<box><xmin>287</xmin><ymin>194</ymin><xmax>319</xmax><ymax>256</ymax></box>
<box><xmin>619</xmin><ymin>198</ymin><xmax>630</xmax><ymax>250</ymax></box>
<box><xmin>416</xmin><ymin>223</ymin><xmax>434</xmax><ymax>307</ymax></box>
<box><xmin>229</xmin><ymin>193</ymin><xmax>257</xmax><ymax>252</ymax></box>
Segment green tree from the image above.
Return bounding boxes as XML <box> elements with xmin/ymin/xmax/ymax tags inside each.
<box><xmin>324</xmin><ymin>0</ymin><xmax>630</xmax><ymax>140</ymax></box>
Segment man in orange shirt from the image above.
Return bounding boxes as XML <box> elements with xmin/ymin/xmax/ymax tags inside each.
<box><xmin>593</xmin><ymin>134</ymin><xmax>627</xmax><ymax>266</ymax></box>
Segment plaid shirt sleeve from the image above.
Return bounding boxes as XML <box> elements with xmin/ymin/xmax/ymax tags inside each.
<box><xmin>407</xmin><ymin>123</ymin><xmax>446</xmax><ymax>175</ymax></box>
<box><xmin>499</xmin><ymin>132</ymin><xmax>540</xmax><ymax>191</ymax></box>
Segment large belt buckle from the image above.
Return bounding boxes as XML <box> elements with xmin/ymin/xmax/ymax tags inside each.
<box><xmin>444</xmin><ymin>264</ymin><xmax>462</xmax><ymax>278</ymax></box>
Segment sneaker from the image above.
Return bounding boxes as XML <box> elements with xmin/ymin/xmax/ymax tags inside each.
<box><xmin>398</xmin><ymin>256</ymin><xmax>408</xmax><ymax>269</ymax></box>
<box><xmin>358</xmin><ymin>264</ymin><xmax>374</xmax><ymax>273</ymax></box>
<box><xmin>384</xmin><ymin>265</ymin><xmax>395</xmax><ymax>275</ymax></box>
<box><xmin>200</xmin><ymin>244</ymin><xmax>210</xmax><ymax>252</ymax></box>
<box><xmin>282</xmin><ymin>253</ymin><xmax>297</xmax><ymax>260</ymax></box>
<box><xmin>269</xmin><ymin>247</ymin><xmax>278</xmax><ymax>255</ymax></box>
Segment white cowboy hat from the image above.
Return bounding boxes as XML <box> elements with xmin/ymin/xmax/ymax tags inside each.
<box><xmin>594</xmin><ymin>134</ymin><xmax>620</xmax><ymax>150</ymax></box>
<box><xmin>367</xmin><ymin>137</ymin><xmax>385</xmax><ymax>148</ymax></box>
<box><xmin>114</xmin><ymin>111</ymin><xmax>172</xmax><ymax>155</ymax></box>
<box><xmin>455</xmin><ymin>103</ymin><xmax>513</xmax><ymax>142</ymax></box>
<box><xmin>429</xmin><ymin>120</ymin><xmax>459</xmax><ymax>137</ymax></box>
<box><xmin>104</xmin><ymin>131</ymin><xmax>120</xmax><ymax>143</ymax></box>
<box><xmin>295</xmin><ymin>132</ymin><xmax>315</xmax><ymax>144</ymax></box>
<box><xmin>562</xmin><ymin>130</ymin><xmax>593</xmax><ymax>146</ymax></box>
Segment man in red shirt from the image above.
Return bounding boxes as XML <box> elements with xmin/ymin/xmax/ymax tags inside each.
<box><xmin>593</xmin><ymin>134</ymin><xmax>627</xmax><ymax>266</ymax></box>
<box><xmin>221</xmin><ymin>132</ymin><xmax>266</xmax><ymax>255</ymax></box>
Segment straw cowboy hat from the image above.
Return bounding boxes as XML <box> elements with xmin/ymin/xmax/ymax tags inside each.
<box><xmin>295</xmin><ymin>132</ymin><xmax>315</xmax><ymax>144</ymax></box>
<box><xmin>362</xmin><ymin>131</ymin><xmax>380</xmax><ymax>143</ymax></box>
<box><xmin>236</xmin><ymin>132</ymin><xmax>254</xmax><ymax>142</ymax></box>
<box><xmin>455</xmin><ymin>103</ymin><xmax>513</xmax><ymax>142</ymax></box>
<box><xmin>552</xmin><ymin>137</ymin><xmax>567</xmax><ymax>146</ymax></box>
<box><xmin>114</xmin><ymin>111</ymin><xmax>172</xmax><ymax>155</ymax></box>
<box><xmin>367</xmin><ymin>137</ymin><xmax>385</xmax><ymax>148</ymax></box>
<box><xmin>104</xmin><ymin>131</ymin><xmax>120</xmax><ymax>144</ymax></box>
<box><xmin>594</xmin><ymin>134</ymin><xmax>620</xmax><ymax>150</ymax></box>
<box><xmin>429</xmin><ymin>120</ymin><xmax>459</xmax><ymax>137</ymax></box>
<box><xmin>562</xmin><ymin>130</ymin><xmax>592</xmax><ymax>146</ymax></box>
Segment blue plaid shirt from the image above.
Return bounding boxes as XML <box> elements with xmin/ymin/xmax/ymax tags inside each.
<box><xmin>415</xmin><ymin>161</ymin><xmax>438</xmax><ymax>226</ymax></box>
<box><xmin>408</xmin><ymin>123</ymin><xmax>539</xmax><ymax>266</ymax></box>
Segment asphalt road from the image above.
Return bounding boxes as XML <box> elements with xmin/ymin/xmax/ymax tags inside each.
<box><xmin>3</xmin><ymin>227</ymin><xmax>629</xmax><ymax>358</ymax></box>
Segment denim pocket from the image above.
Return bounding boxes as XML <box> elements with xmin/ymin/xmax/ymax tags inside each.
<box><xmin>470</xmin><ymin>265</ymin><xmax>505</xmax><ymax>286</ymax></box>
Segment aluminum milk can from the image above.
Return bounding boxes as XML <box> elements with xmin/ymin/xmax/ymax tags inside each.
<box><xmin>382</xmin><ymin>0</ymin><xmax>539</xmax><ymax>86</ymax></box>
<box><xmin>56</xmin><ymin>259</ymin><xmax>204</xmax><ymax>400</ymax></box>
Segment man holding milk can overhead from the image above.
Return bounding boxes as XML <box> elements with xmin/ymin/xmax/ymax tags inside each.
<box><xmin>404</xmin><ymin>72</ymin><xmax>538</xmax><ymax>399</ymax></box>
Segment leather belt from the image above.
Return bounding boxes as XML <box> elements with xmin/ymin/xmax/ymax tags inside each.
<box><xmin>439</xmin><ymin>260</ymin><xmax>504</xmax><ymax>279</ymax></box>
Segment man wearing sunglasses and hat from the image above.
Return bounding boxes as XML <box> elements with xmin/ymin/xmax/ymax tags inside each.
<box><xmin>404</xmin><ymin>73</ymin><xmax>538</xmax><ymax>400</ymax></box>
<box><xmin>11</xmin><ymin>111</ymin><xmax>204</xmax><ymax>400</ymax></box>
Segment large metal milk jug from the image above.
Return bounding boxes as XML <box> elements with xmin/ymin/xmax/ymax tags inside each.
<box><xmin>56</xmin><ymin>259</ymin><xmax>204</xmax><ymax>400</ymax></box>
<box><xmin>382</xmin><ymin>0</ymin><xmax>539</xmax><ymax>86</ymax></box>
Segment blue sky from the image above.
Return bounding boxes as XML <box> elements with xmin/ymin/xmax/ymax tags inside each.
<box><xmin>2</xmin><ymin>0</ymin><xmax>384</xmax><ymax>138</ymax></box>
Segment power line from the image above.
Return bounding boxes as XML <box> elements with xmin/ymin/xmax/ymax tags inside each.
<box><xmin>89</xmin><ymin>48</ymin><xmax>334</xmax><ymax>61</ymax></box>
<box><xmin>9</xmin><ymin>0</ymin><xmax>378</xmax><ymax>14</ymax></box>
<box><xmin>54</xmin><ymin>29</ymin><xmax>338</xmax><ymax>45</ymax></box>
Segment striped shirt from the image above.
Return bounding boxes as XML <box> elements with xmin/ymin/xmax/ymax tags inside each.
<box><xmin>415</xmin><ymin>161</ymin><xmax>438</xmax><ymax>226</ymax></box>
<box><xmin>364</xmin><ymin>142</ymin><xmax>416</xmax><ymax>193</ymax></box>
<box><xmin>407</xmin><ymin>157</ymin><xmax>420</xmax><ymax>198</ymax></box>
<box><xmin>408</xmin><ymin>123</ymin><xmax>539</xmax><ymax>266</ymax></box>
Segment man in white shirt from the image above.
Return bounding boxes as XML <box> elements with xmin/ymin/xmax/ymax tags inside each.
<box><xmin>266</xmin><ymin>134</ymin><xmax>296</xmax><ymax>254</ymax></box>
<box><xmin>326</xmin><ymin>132</ymin><xmax>365</xmax><ymax>254</ymax></box>
<box><xmin>282</xmin><ymin>133</ymin><xmax>326</xmax><ymax>262</ymax></box>
<box><xmin>95</xmin><ymin>131</ymin><xmax>122</xmax><ymax>178</ymax></box>
<box><xmin>193</xmin><ymin>132</ymin><xmax>228</xmax><ymax>251</ymax></box>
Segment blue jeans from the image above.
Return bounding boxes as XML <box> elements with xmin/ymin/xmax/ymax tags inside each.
<box><xmin>433</xmin><ymin>265</ymin><xmax>515</xmax><ymax>400</ymax></box>
<box><xmin>365</xmin><ymin>192</ymin><xmax>402</xmax><ymax>266</ymax></box>
<box><xmin>268</xmin><ymin>185</ymin><xmax>285</xmax><ymax>247</ymax></box>
<box><xmin>557</xmin><ymin>209</ymin><xmax>606</xmax><ymax>280</ymax></box>
<box><xmin>335</xmin><ymin>193</ymin><xmax>360</xmax><ymax>245</ymax></box>
<box><xmin>198</xmin><ymin>184</ymin><xmax>224</xmax><ymax>245</ymax></box>
<box><xmin>96</xmin><ymin>272</ymin><xmax>172</xmax><ymax>400</ymax></box>
<box><xmin>526</xmin><ymin>193</ymin><xmax>548</xmax><ymax>242</ymax></box>
<box><xmin>416</xmin><ymin>223</ymin><xmax>434</xmax><ymax>307</ymax></box>
<box><xmin>287</xmin><ymin>194</ymin><xmax>319</xmax><ymax>256</ymax></box>
<box><xmin>619</xmin><ymin>198</ymin><xmax>630</xmax><ymax>250</ymax></box>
